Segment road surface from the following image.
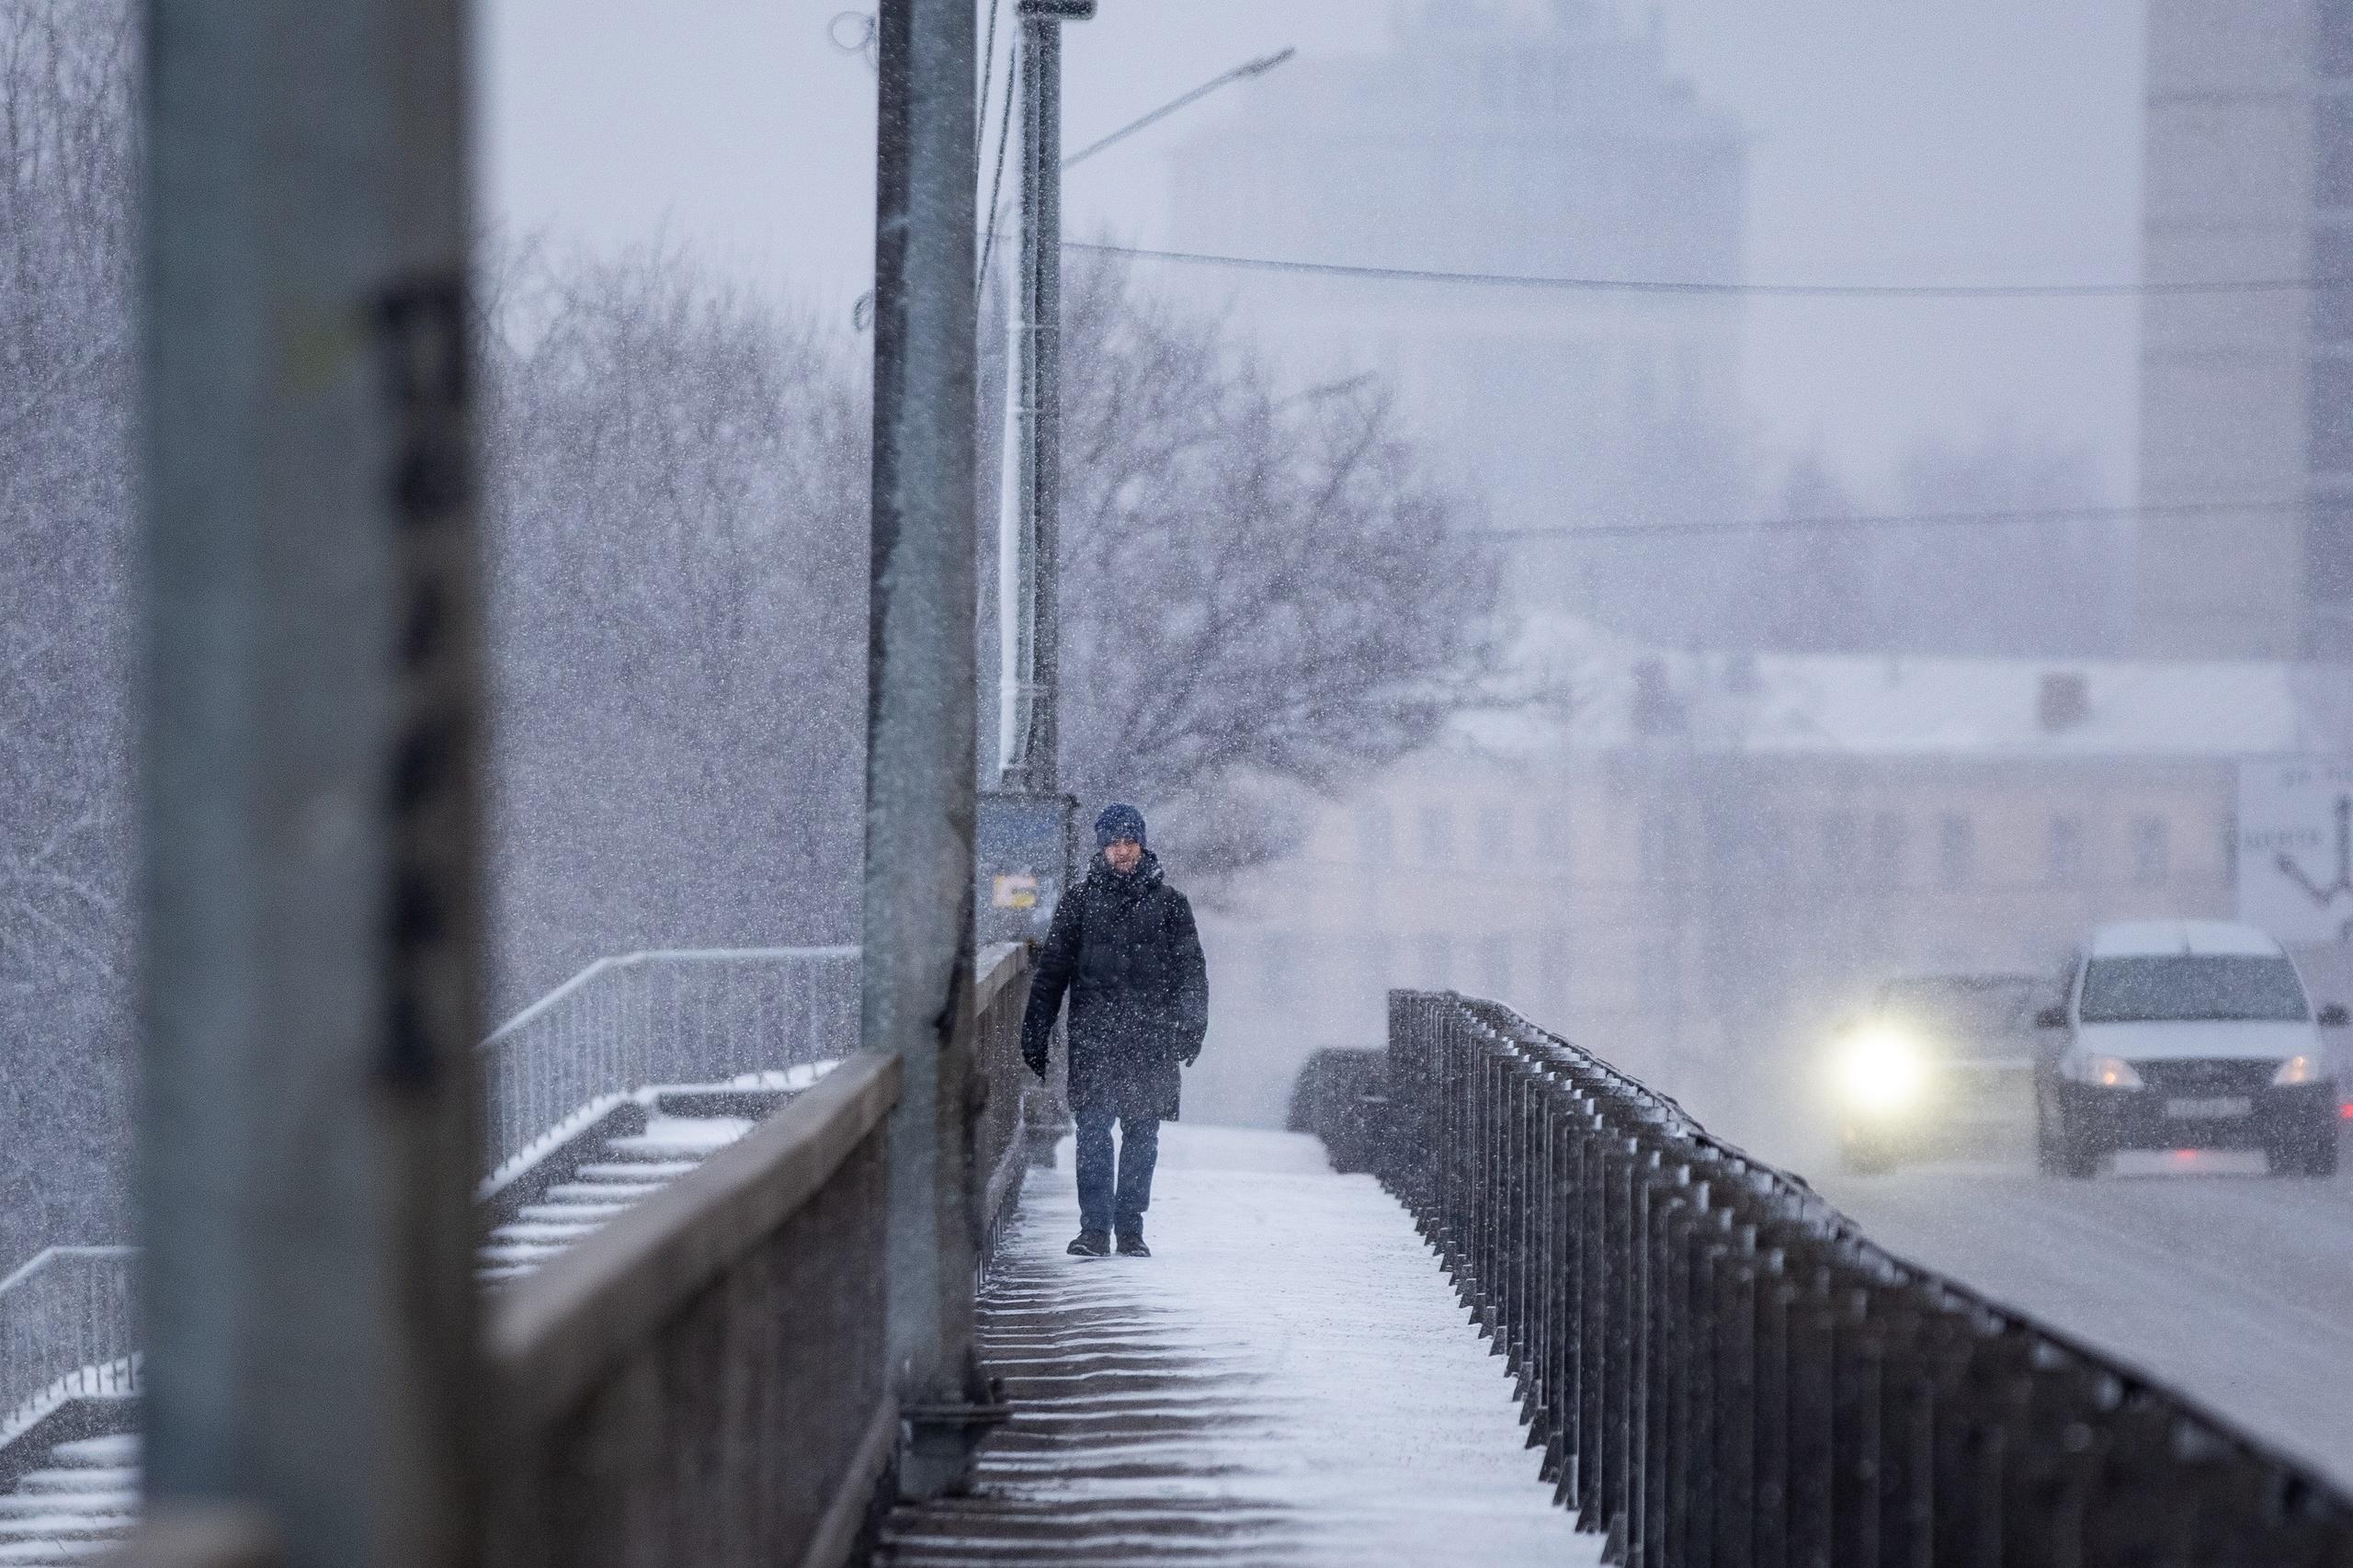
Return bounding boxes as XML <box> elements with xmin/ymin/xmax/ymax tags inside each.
<box><xmin>1691</xmin><ymin>1074</ymin><xmax>2353</xmax><ymax>1493</ymax></box>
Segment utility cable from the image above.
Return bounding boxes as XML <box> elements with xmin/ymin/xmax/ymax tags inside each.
<box><xmin>975</xmin><ymin>0</ymin><xmax>1004</xmax><ymax>184</ymax></box>
<box><xmin>977</xmin><ymin>27</ymin><xmax>1019</xmax><ymax>292</ymax></box>
<box><xmin>1492</xmin><ymin>496</ymin><xmax>2317</xmax><ymax>543</ymax></box>
<box><xmin>1065</xmin><ymin>240</ymin><xmax>2334</xmax><ymax>300</ymax></box>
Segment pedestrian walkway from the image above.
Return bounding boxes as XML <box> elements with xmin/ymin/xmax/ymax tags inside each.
<box><xmin>881</xmin><ymin>1126</ymin><xmax>1601</xmax><ymax>1567</ymax></box>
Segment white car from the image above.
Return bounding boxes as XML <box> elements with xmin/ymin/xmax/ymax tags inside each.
<box><xmin>2034</xmin><ymin>920</ymin><xmax>2345</xmax><ymax>1178</ymax></box>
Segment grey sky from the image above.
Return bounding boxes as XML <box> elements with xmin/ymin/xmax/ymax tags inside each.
<box><xmin>483</xmin><ymin>0</ymin><xmax>2146</xmax><ymax>498</ymax></box>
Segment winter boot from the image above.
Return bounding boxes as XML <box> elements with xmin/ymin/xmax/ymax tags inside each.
<box><xmin>1115</xmin><ymin>1228</ymin><xmax>1150</xmax><ymax>1257</ymax></box>
<box><xmin>1067</xmin><ymin>1230</ymin><xmax>1110</xmax><ymax>1256</ymax></box>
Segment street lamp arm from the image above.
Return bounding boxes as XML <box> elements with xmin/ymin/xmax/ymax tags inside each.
<box><xmin>1061</xmin><ymin>46</ymin><xmax>1295</xmax><ymax>170</ymax></box>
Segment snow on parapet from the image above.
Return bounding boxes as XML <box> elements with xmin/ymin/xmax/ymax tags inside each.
<box><xmin>477</xmin><ymin>1062</ymin><xmax>839</xmax><ymax>1202</ymax></box>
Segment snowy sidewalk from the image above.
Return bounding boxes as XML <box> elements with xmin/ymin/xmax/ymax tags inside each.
<box><xmin>881</xmin><ymin>1126</ymin><xmax>1602</xmax><ymax>1567</ymax></box>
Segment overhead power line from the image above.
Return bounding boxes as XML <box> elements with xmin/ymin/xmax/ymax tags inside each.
<box><xmin>1493</xmin><ymin>496</ymin><xmax>2317</xmax><ymax>543</ymax></box>
<box><xmin>1066</xmin><ymin>241</ymin><xmax>2333</xmax><ymax>300</ymax></box>
<box><xmin>975</xmin><ymin>11</ymin><xmax>1018</xmax><ymax>290</ymax></box>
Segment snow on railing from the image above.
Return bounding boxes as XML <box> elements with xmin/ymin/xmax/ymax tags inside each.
<box><xmin>0</xmin><ymin>1247</ymin><xmax>137</xmax><ymax>1445</ymax></box>
<box><xmin>477</xmin><ymin>947</ymin><xmax>859</xmax><ymax>1186</ymax></box>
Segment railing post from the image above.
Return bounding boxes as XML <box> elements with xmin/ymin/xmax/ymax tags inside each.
<box><xmin>1524</xmin><ymin>1059</ymin><xmax>1559</xmax><ymax>1440</ymax></box>
<box><xmin>140</xmin><ymin>0</ymin><xmax>484</xmax><ymax>1560</ymax></box>
<box><xmin>1712</xmin><ymin>1221</ymin><xmax>1759</xmax><ymax>1568</ymax></box>
<box><xmin>1869</xmin><ymin>1282</ymin><xmax>1932</xmax><ymax>1568</ymax></box>
<box><xmin>1472</xmin><ymin>1017</ymin><xmax>1492</xmax><ymax>1317</ymax></box>
<box><xmin>2006</xmin><ymin>1345</ymin><xmax>2102</xmax><ymax>1568</ymax></box>
<box><xmin>1442</xmin><ymin>1002</ymin><xmax>1472</xmax><ymax>1284</ymax></box>
<box><xmin>1782</xmin><ymin>1250</ymin><xmax>1836</xmax><ymax>1568</ymax></box>
<box><xmin>1638</xmin><ymin>1155</ymin><xmax>1689</xmax><ymax>1568</ymax></box>
<box><xmin>1537</xmin><ymin>1067</ymin><xmax>1577</xmax><ymax>1495</ymax></box>
<box><xmin>1828</xmin><ymin>1268</ymin><xmax>1881</xmax><ymax>1568</ymax></box>
<box><xmin>1659</xmin><ymin>1166</ymin><xmax>1711</xmax><ymax>1568</ymax></box>
<box><xmin>1685</xmin><ymin>1202</ymin><xmax>1735</xmax><ymax>1568</ymax></box>
<box><xmin>1597</xmin><ymin>1131</ymin><xmax>1640</xmax><ymax>1549</ymax></box>
<box><xmin>1753</xmin><ymin>1246</ymin><xmax>1793</xmax><ymax>1568</ymax></box>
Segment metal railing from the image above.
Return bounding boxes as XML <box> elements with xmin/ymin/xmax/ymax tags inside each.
<box><xmin>0</xmin><ymin>1247</ymin><xmax>137</xmax><ymax>1446</ymax></box>
<box><xmin>479</xmin><ymin>947</ymin><xmax>860</xmax><ymax>1187</ymax></box>
<box><xmin>0</xmin><ymin>948</ymin><xmax>863</xmax><ymax>1447</ymax></box>
<box><xmin>1364</xmin><ymin>991</ymin><xmax>2353</xmax><ymax>1567</ymax></box>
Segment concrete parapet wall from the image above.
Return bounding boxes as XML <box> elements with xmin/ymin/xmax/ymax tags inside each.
<box><xmin>485</xmin><ymin>1051</ymin><xmax>903</xmax><ymax>1568</ymax></box>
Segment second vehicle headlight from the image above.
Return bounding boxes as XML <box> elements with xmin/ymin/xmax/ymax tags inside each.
<box><xmin>2061</xmin><ymin>1051</ymin><xmax>2143</xmax><ymax>1088</ymax></box>
<box><xmin>2272</xmin><ymin>1054</ymin><xmax>2328</xmax><ymax>1085</ymax></box>
<box><xmin>1835</xmin><ymin>1028</ymin><xmax>1929</xmax><ymax>1114</ymax></box>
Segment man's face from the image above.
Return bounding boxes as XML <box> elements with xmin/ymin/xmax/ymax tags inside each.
<box><xmin>1105</xmin><ymin>837</ymin><xmax>1143</xmax><ymax>874</ymax></box>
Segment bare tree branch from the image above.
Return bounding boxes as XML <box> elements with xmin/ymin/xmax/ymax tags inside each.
<box><xmin>1051</xmin><ymin>253</ymin><xmax>1506</xmax><ymax>880</ymax></box>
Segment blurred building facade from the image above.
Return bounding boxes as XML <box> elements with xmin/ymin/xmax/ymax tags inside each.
<box><xmin>2135</xmin><ymin>0</ymin><xmax>2353</xmax><ymax>660</ymax></box>
<box><xmin>1163</xmin><ymin>0</ymin><xmax>1747</xmax><ymax>637</ymax></box>
<box><xmin>1186</xmin><ymin>625</ymin><xmax>2346</xmax><ymax>1128</ymax></box>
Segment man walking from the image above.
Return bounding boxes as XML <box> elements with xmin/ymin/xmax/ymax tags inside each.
<box><xmin>1022</xmin><ymin>803</ymin><xmax>1210</xmax><ymax>1257</ymax></box>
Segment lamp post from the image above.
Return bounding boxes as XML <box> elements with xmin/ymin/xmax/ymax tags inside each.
<box><xmin>981</xmin><ymin>34</ymin><xmax>1297</xmax><ymax>953</ymax></box>
<box><xmin>1061</xmin><ymin>46</ymin><xmax>1295</xmax><ymax>171</ymax></box>
<box><xmin>994</xmin><ymin>35</ymin><xmax>1296</xmax><ymax>802</ymax></box>
<box><xmin>993</xmin><ymin>0</ymin><xmax>1092</xmax><ymax>805</ymax></box>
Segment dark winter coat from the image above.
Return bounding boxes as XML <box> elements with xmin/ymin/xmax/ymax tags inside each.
<box><xmin>1020</xmin><ymin>851</ymin><xmax>1210</xmax><ymax>1120</ymax></box>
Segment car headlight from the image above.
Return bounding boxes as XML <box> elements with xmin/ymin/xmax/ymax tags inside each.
<box><xmin>2272</xmin><ymin>1054</ymin><xmax>2329</xmax><ymax>1085</ymax></box>
<box><xmin>2061</xmin><ymin>1051</ymin><xmax>2143</xmax><ymax>1088</ymax></box>
<box><xmin>1834</xmin><ymin>1028</ymin><xmax>1930</xmax><ymax>1114</ymax></box>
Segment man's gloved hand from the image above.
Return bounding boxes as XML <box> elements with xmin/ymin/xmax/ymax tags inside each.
<box><xmin>1178</xmin><ymin>1045</ymin><xmax>1200</xmax><ymax>1068</ymax></box>
<box><xmin>1023</xmin><ymin>1046</ymin><xmax>1049</xmax><ymax>1081</ymax></box>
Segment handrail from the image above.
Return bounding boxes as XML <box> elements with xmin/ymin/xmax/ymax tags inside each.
<box><xmin>481</xmin><ymin>946</ymin><xmax>859</xmax><ymax>1049</ymax></box>
<box><xmin>1361</xmin><ymin>990</ymin><xmax>2353</xmax><ymax>1563</ymax></box>
<box><xmin>0</xmin><ymin>1245</ymin><xmax>134</xmax><ymax>1299</ymax></box>
<box><xmin>476</xmin><ymin>946</ymin><xmax>862</xmax><ymax>1184</ymax></box>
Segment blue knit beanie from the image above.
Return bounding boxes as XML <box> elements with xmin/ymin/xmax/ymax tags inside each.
<box><xmin>1095</xmin><ymin>802</ymin><xmax>1147</xmax><ymax>850</ymax></box>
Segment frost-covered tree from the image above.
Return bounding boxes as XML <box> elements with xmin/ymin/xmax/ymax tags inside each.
<box><xmin>478</xmin><ymin>249</ymin><xmax>870</xmax><ymax>1009</ymax></box>
<box><xmin>1051</xmin><ymin>255</ymin><xmax>1504</xmax><ymax>877</ymax></box>
<box><xmin>0</xmin><ymin>0</ymin><xmax>138</xmax><ymax>1263</ymax></box>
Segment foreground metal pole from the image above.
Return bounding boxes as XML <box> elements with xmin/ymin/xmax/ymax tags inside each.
<box><xmin>139</xmin><ymin>4</ymin><xmax>484</xmax><ymax>1564</ymax></box>
<box><xmin>868</xmin><ymin>0</ymin><xmax>990</xmax><ymax>1502</ymax></box>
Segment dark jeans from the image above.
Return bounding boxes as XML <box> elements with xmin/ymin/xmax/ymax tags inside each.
<box><xmin>1074</xmin><ymin>1108</ymin><xmax>1160</xmax><ymax>1236</ymax></box>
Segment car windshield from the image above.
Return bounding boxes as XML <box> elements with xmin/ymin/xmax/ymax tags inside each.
<box><xmin>2078</xmin><ymin>955</ymin><xmax>2309</xmax><ymax>1023</ymax></box>
<box><xmin>1878</xmin><ymin>980</ymin><xmax>2038</xmax><ymax>1040</ymax></box>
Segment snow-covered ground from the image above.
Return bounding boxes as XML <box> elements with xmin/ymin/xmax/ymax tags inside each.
<box><xmin>885</xmin><ymin>1125</ymin><xmax>1600</xmax><ymax>1567</ymax></box>
<box><xmin>1817</xmin><ymin>1147</ymin><xmax>2353</xmax><ymax>1490</ymax></box>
